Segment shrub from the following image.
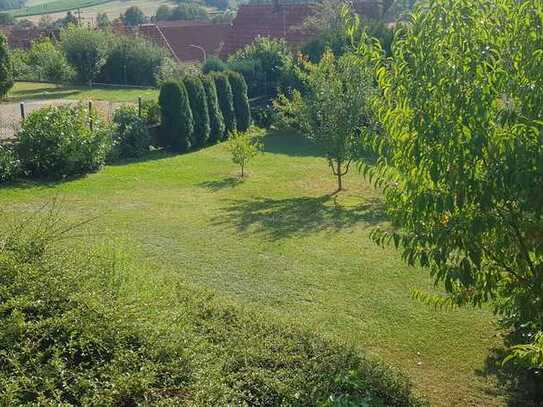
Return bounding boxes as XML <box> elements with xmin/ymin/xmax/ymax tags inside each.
<box><xmin>61</xmin><ymin>25</ymin><xmax>108</xmax><ymax>83</ymax></box>
<box><xmin>183</xmin><ymin>76</ymin><xmax>210</xmax><ymax>148</ymax></box>
<box><xmin>226</xmin><ymin>70</ymin><xmax>251</xmax><ymax>132</ymax></box>
<box><xmin>16</xmin><ymin>105</ymin><xmax>111</xmax><ymax>178</ymax></box>
<box><xmin>0</xmin><ymin>144</ymin><xmax>19</xmax><ymax>183</ymax></box>
<box><xmin>158</xmin><ymin>81</ymin><xmax>193</xmax><ymax>152</ymax></box>
<box><xmin>251</xmin><ymin>103</ymin><xmax>277</xmax><ymax>128</ymax></box>
<box><xmin>225</xmin><ymin>127</ymin><xmax>263</xmax><ymax>177</ymax></box>
<box><xmin>140</xmin><ymin>99</ymin><xmax>160</xmax><ymax>125</ymax></box>
<box><xmin>99</xmin><ymin>36</ymin><xmax>165</xmax><ymax>86</ymax></box>
<box><xmin>110</xmin><ymin>105</ymin><xmax>150</xmax><ymax>160</ymax></box>
<box><xmin>201</xmin><ymin>75</ymin><xmax>225</xmax><ymax>144</ymax></box>
<box><xmin>0</xmin><ymin>215</ymin><xmax>190</xmax><ymax>405</ymax></box>
<box><xmin>122</xmin><ymin>5</ymin><xmax>145</xmax><ymax>26</ymax></box>
<box><xmin>202</xmin><ymin>56</ymin><xmax>226</xmax><ymax>74</ymax></box>
<box><xmin>213</xmin><ymin>72</ymin><xmax>236</xmax><ymax>138</ymax></box>
<box><xmin>0</xmin><ymin>34</ymin><xmax>13</xmax><ymax>98</ymax></box>
<box><xmin>27</xmin><ymin>38</ymin><xmax>74</xmax><ymax>83</ymax></box>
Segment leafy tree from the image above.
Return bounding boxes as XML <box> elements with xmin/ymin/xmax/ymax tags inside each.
<box><xmin>155</xmin><ymin>4</ymin><xmax>171</xmax><ymax>21</ymax></box>
<box><xmin>0</xmin><ymin>34</ymin><xmax>13</xmax><ymax>98</ymax></box>
<box><xmin>227</xmin><ymin>37</ymin><xmax>296</xmax><ymax>98</ymax></box>
<box><xmin>96</xmin><ymin>12</ymin><xmax>110</xmax><ymax>29</ymax></box>
<box><xmin>156</xmin><ymin>4</ymin><xmax>208</xmax><ymax>21</ymax></box>
<box><xmin>158</xmin><ymin>81</ymin><xmax>193</xmax><ymax>152</ymax></box>
<box><xmin>275</xmin><ymin>50</ymin><xmax>373</xmax><ymax>191</ymax></box>
<box><xmin>110</xmin><ymin>105</ymin><xmax>150</xmax><ymax>160</ymax></box>
<box><xmin>213</xmin><ymin>72</ymin><xmax>236</xmax><ymax>138</ymax></box>
<box><xmin>183</xmin><ymin>76</ymin><xmax>210</xmax><ymax>148</ymax></box>
<box><xmin>357</xmin><ymin>0</ymin><xmax>543</xmax><ymax>370</ymax></box>
<box><xmin>202</xmin><ymin>75</ymin><xmax>225</xmax><ymax>144</ymax></box>
<box><xmin>55</xmin><ymin>11</ymin><xmax>78</xmax><ymax>28</ymax></box>
<box><xmin>225</xmin><ymin>128</ymin><xmax>263</xmax><ymax>177</ymax></box>
<box><xmin>61</xmin><ymin>25</ymin><xmax>107</xmax><ymax>83</ymax></box>
<box><xmin>122</xmin><ymin>6</ymin><xmax>145</xmax><ymax>26</ymax></box>
<box><xmin>202</xmin><ymin>56</ymin><xmax>226</xmax><ymax>74</ymax></box>
<box><xmin>226</xmin><ymin>70</ymin><xmax>251</xmax><ymax>132</ymax></box>
<box><xmin>27</xmin><ymin>38</ymin><xmax>74</xmax><ymax>83</ymax></box>
<box><xmin>204</xmin><ymin>0</ymin><xmax>229</xmax><ymax>11</ymax></box>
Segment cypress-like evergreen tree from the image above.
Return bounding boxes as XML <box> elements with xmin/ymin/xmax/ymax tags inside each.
<box><xmin>226</xmin><ymin>71</ymin><xmax>251</xmax><ymax>132</ymax></box>
<box><xmin>183</xmin><ymin>76</ymin><xmax>210</xmax><ymax>148</ymax></box>
<box><xmin>202</xmin><ymin>75</ymin><xmax>225</xmax><ymax>144</ymax></box>
<box><xmin>0</xmin><ymin>34</ymin><xmax>13</xmax><ymax>98</ymax></box>
<box><xmin>158</xmin><ymin>81</ymin><xmax>193</xmax><ymax>152</ymax></box>
<box><xmin>213</xmin><ymin>72</ymin><xmax>236</xmax><ymax>139</ymax></box>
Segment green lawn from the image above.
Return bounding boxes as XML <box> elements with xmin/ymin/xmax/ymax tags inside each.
<box><xmin>0</xmin><ymin>131</ymin><xmax>506</xmax><ymax>406</ymax></box>
<box><xmin>6</xmin><ymin>81</ymin><xmax>158</xmax><ymax>103</ymax></box>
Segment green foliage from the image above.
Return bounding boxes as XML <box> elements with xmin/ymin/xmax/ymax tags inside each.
<box><xmin>201</xmin><ymin>75</ymin><xmax>225</xmax><ymax>144</ymax></box>
<box><xmin>155</xmin><ymin>3</ymin><xmax>208</xmax><ymax>21</ymax></box>
<box><xmin>0</xmin><ymin>34</ymin><xmax>13</xmax><ymax>98</ymax></box>
<box><xmin>213</xmin><ymin>72</ymin><xmax>236</xmax><ymax>138</ymax></box>
<box><xmin>96</xmin><ymin>11</ymin><xmax>110</xmax><ymax>28</ymax></box>
<box><xmin>0</xmin><ymin>0</ymin><xmax>25</xmax><ymax>10</ymax></box>
<box><xmin>26</xmin><ymin>38</ymin><xmax>74</xmax><ymax>83</ymax></box>
<box><xmin>140</xmin><ymin>99</ymin><xmax>160</xmax><ymax>125</ymax></box>
<box><xmin>122</xmin><ymin>5</ymin><xmax>145</xmax><ymax>26</ymax></box>
<box><xmin>356</xmin><ymin>0</ymin><xmax>543</xmax><ymax>369</ymax></box>
<box><xmin>225</xmin><ymin>127</ymin><xmax>263</xmax><ymax>177</ymax></box>
<box><xmin>0</xmin><ymin>12</ymin><xmax>15</xmax><ymax>24</ymax></box>
<box><xmin>251</xmin><ymin>103</ymin><xmax>277</xmax><ymax>128</ymax></box>
<box><xmin>61</xmin><ymin>25</ymin><xmax>107</xmax><ymax>83</ymax></box>
<box><xmin>228</xmin><ymin>36</ymin><xmax>297</xmax><ymax>98</ymax></box>
<box><xmin>99</xmin><ymin>35</ymin><xmax>165</xmax><ymax>86</ymax></box>
<box><xmin>275</xmin><ymin>50</ymin><xmax>373</xmax><ymax>191</ymax></box>
<box><xmin>184</xmin><ymin>76</ymin><xmax>210</xmax><ymax>148</ymax></box>
<box><xmin>16</xmin><ymin>105</ymin><xmax>110</xmax><ymax>178</ymax></box>
<box><xmin>202</xmin><ymin>56</ymin><xmax>227</xmax><ymax>74</ymax></box>
<box><xmin>110</xmin><ymin>105</ymin><xmax>150</xmax><ymax>160</ymax></box>
<box><xmin>0</xmin><ymin>144</ymin><xmax>19</xmax><ymax>183</ymax></box>
<box><xmin>226</xmin><ymin>70</ymin><xmax>251</xmax><ymax>132</ymax></box>
<box><xmin>158</xmin><ymin>80</ymin><xmax>193</xmax><ymax>152</ymax></box>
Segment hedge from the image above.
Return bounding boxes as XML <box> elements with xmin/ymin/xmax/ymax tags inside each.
<box><xmin>213</xmin><ymin>72</ymin><xmax>236</xmax><ymax>139</ymax></box>
<box><xmin>158</xmin><ymin>80</ymin><xmax>193</xmax><ymax>152</ymax></box>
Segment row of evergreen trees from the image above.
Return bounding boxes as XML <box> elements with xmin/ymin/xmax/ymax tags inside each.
<box><xmin>159</xmin><ymin>71</ymin><xmax>251</xmax><ymax>152</ymax></box>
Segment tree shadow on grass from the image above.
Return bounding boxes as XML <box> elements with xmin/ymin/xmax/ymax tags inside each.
<box><xmin>213</xmin><ymin>194</ymin><xmax>386</xmax><ymax>240</ymax></box>
<box><xmin>198</xmin><ymin>176</ymin><xmax>243</xmax><ymax>191</ymax></box>
<box><xmin>475</xmin><ymin>335</ymin><xmax>543</xmax><ymax>406</ymax></box>
<box><xmin>262</xmin><ymin>128</ymin><xmax>323</xmax><ymax>158</ymax></box>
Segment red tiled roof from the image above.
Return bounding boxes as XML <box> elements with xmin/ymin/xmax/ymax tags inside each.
<box><xmin>0</xmin><ymin>26</ymin><xmax>59</xmax><ymax>49</ymax></box>
<box><xmin>138</xmin><ymin>22</ymin><xmax>229</xmax><ymax>63</ymax></box>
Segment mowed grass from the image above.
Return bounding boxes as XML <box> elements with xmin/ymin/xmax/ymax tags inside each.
<box><xmin>0</xmin><ymin>132</ymin><xmax>505</xmax><ymax>406</ymax></box>
<box><xmin>6</xmin><ymin>81</ymin><xmax>158</xmax><ymax>103</ymax></box>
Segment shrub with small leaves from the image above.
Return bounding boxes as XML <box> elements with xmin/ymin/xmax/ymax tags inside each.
<box><xmin>0</xmin><ymin>144</ymin><xmax>19</xmax><ymax>183</ymax></box>
<box><xmin>110</xmin><ymin>105</ymin><xmax>150</xmax><ymax>160</ymax></box>
<box><xmin>226</xmin><ymin>70</ymin><xmax>251</xmax><ymax>132</ymax></box>
<box><xmin>225</xmin><ymin>127</ymin><xmax>263</xmax><ymax>177</ymax></box>
<box><xmin>202</xmin><ymin>75</ymin><xmax>225</xmax><ymax>144</ymax></box>
<box><xmin>213</xmin><ymin>72</ymin><xmax>236</xmax><ymax>138</ymax></box>
<box><xmin>184</xmin><ymin>76</ymin><xmax>210</xmax><ymax>148</ymax></box>
<box><xmin>16</xmin><ymin>105</ymin><xmax>111</xmax><ymax>179</ymax></box>
<box><xmin>140</xmin><ymin>99</ymin><xmax>160</xmax><ymax>125</ymax></box>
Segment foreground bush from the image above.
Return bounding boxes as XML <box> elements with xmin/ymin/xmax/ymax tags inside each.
<box><xmin>158</xmin><ymin>81</ymin><xmax>193</xmax><ymax>152</ymax></box>
<box><xmin>110</xmin><ymin>105</ymin><xmax>151</xmax><ymax>160</ymax></box>
<box><xmin>202</xmin><ymin>75</ymin><xmax>225</xmax><ymax>144</ymax></box>
<box><xmin>184</xmin><ymin>76</ymin><xmax>210</xmax><ymax>148</ymax></box>
<box><xmin>16</xmin><ymin>105</ymin><xmax>110</xmax><ymax>179</ymax></box>
<box><xmin>213</xmin><ymin>73</ymin><xmax>236</xmax><ymax>138</ymax></box>
<box><xmin>226</xmin><ymin>70</ymin><xmax>251</xmax><ymax>132</ymax></box>
<box><xmin>225</xmin><ymin>127</ymin><xmax>263</xmax><ymax>177</ymax></box>
<box><xmin>0</xmin><ymin>211</ymin><xmax>425</xmax><ymax>406</ymax></box>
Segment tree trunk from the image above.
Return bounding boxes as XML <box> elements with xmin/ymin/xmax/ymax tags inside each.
<box><xmin>241</xmin><ymin>164</ymin><xmax>245</xmax><ymax>178</ymax></box>
<box><xmin>337</xmin><ymin>161</ymin><xmax>342</xmax><ymax>191</ymax></box>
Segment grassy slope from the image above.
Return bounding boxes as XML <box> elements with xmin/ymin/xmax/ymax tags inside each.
<box><xmin>0</xmin><ymin>132</ymin><xmax>504</xmax><ymax>406</ymax></box>
<box><xmin>11</xmin><ymin>0</ymin><xmax>111</xmax><ymax>17</ymax></box>
<box><xmin>6</xmin><ymin>81</ymin><xmax>158</xmax><ymax>103</ymax></box>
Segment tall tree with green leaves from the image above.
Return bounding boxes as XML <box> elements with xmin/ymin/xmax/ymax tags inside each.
<box><xmin>275</xmin><ymin>50</ymin><xmax>373</xmax><ymax>191</ymax></box>
<box><xmin>0</xmin><ymin>34</ymin><xmax>13</xmax><ymax>98</ymax></box>
<box><xmin>226</xmin><ymin>71</ymin><xmax>251</xmax><ymax>132</ymax></box>
<box><xmin>356</xmin><ymin>0</ymin><xmax>543</xmax><ymax>370</ymax></box>
<box><xmin>158</xmin><ymin>81</ymin><xmax>193</xmax><ymax>152</ymax></box>
<box><xmin>213</xmin><ymin>73</ymin><xmax>236</xmax><ymax>138</ymax></box>
<box><xmin>184</xmin><ymin>76</ymin><xmax>210</xmax><ymax>147</ymax></box>
<box><xmin>202</xmin><ymin>75</ymin><xmax>225</xmax><ymax>144</ymax></box>
<box><xmin>61</xmin><ymin>25</ymin><xmax>107</xmax><ymax>83</ymax></box>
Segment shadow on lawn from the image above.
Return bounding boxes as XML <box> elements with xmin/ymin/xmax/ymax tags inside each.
<box><xmin>475</xmin><ymin>334</ymin><xmax>543</xmax><ymax>406</ymax></box>
<box><xmin>213</xmin><ymin>194</ymin><xmax>386</xmax><ymax>240</ymax></box>
<box><xmin>262</xmin><ymin>128</ymin><xmax>322</xmax><ymax>158</ymax></box>
<box><xmin>199</xmin><ymin>176</ymin><xmax>243</xmax><ymax>191</ymax></box>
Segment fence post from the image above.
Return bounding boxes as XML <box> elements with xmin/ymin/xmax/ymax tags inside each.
<box><xmin>19</xmin><ymin>102</ymin><xmax>25</xmax><ymax>121</ymax></box>
<box><xmin>88</xmin><ymin>100</ymin><xmax>93</xmax><ymax>131</ymax></box>
<box><xmin>138</xmin><ymin>96</ymin><xmax>142</xmax><ymax>118</ymax></box>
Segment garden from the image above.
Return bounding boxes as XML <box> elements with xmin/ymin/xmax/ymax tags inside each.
<box><xmin>1</xmin><ymin>0</ymin><xmax>543</xmax><ymax>406</ymax></box>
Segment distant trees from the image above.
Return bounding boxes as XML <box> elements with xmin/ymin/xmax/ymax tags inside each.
<box><xmin>0</xmin><ymin>34</ymin><xmax>13</xmax><ymax>98</ymax></box>
<box><xmin>154</xmin><ymin>4</ymin><xmax>208</xmax><ymax>22</ymax></box>
<box><xmin>61</xmin><ymin>25</ymin><xmax>107</xmax><ymax>83</ymax></box>
<box><xmin>27</xmin><ymin>38</ymin><xmax>74</xmax><ymax>82</ymax></box>
<box><xmin>96</xmin><ymin>12</ymin><xmax>110</xmax><ymax>29</ymax></box>
<box><xmin>122</xmin><ymin>6</ymin><xmax>145</xmax><ymax>26</ymax></box>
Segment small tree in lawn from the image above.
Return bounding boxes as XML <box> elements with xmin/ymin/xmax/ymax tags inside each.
<box><xmin>274</xmin><ymin>50</ymin><xmax>373</xmax><ymax>191</ymax></box>
<box><xmin>225</xmin><ymin>127</ymin><xmax>263</xmax><ymax>177</ymax></box>
<box><xmin>0</xmin><ymin>34</ymin><xmax>13</xmax><ymax>98</ymax></box>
